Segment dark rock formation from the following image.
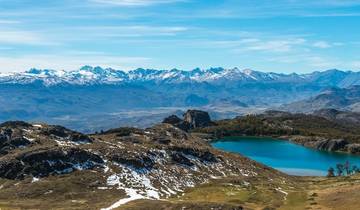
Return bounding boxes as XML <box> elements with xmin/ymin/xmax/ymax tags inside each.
<box><xmin>170</xmin><ymin>152</ymin><xmax>194</xmax><ymax>166</ymax></box>
<box><xmin>314</xmin><ymin>139</ymin><xmax>348</xmax><ymax>152</ymax></box>
<box><xmin>183</xmin><ymin>110</ymin><xmax>212</xmax><ymax>129</ymax></box>
<box><xmin>162</xmin><ymin>110</ymin><xmax>213</xmax><ymax>131</ymax></box>
<box><xmin>0</xmin><ymin>137</ymin><xmax>32</xmax><ymax>155</ymax></box>
<box><xmin>110</xmin><ymin>152</ymin><xmax>155</xmax><ymax>169</ymax></box>
<box><xmin>170</xmin><ymin>146</ymin><xmax>218</xmax><ymax>163</ymax></box>
<box><xmin>0</xmin><ymin>121</ymin><xmax>32</xmax><ymax>128</ymax></box>
<box><xmin>41</xmin><ymin>125</ymin><xmax>93</xmax><ymax>143</ymax></box>
<box><xmin>0</xmin><ymin>148</ymin><xmax>104</xmax><ymax>179</ymax></box>
<box><xmin>162</xmin><ymin>115</ymin><xmax>183</xmax><ymax>124</ymax></box>
<box><xmin>346</xmin><ymin>143</ymin><xmax>360</xmax><ymax>154</ymax></box>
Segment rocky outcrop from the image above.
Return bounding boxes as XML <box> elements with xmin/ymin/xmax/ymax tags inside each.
<box><xmin>288</xmin><ymin>137</ymin><xmax>360</xmax><ymax>154</ymax></box>
<box><xmin>314</xmin><ymin>139</ymin><xmax>349</xmax><ymax>152</ymax></box>
<box><xmin>162</xmin><ymin>110</ymin><xmax>213</xmax><ymax>131</ymax></box>
<box><xmin>40</xmin><ymin>125</ymin><xmax>93</xmax><ymax>143</ymax></box>
<box><xmin>345</xmin><ymin>143</ymin><xmax>360</xmax><ymax>154</ymax></box>
<box><xmin>0</xmin><ymin>137</ymin><xmax>32</xmax><ymax>155</ymax></box>
<box><xmin>0</xmin><ymin>148</ymin><xmax>104</xmax><ymax>179</ymax></box>
<box><xmin>183</xmin><ymin>110</ymin><xmax>212</xmax><ymax>129</ymax></box>
<box><xmin>162</xmin><ymin>115</ymin><xmax>183</xmax><ymax>125</ymax></box>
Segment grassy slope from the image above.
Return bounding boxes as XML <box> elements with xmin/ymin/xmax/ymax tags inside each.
<box><xmin>120</xmin><ymin>174</ymin><xmax>360</xmax><ymax>210</ymax></box>
<box><xmin>0</xmin><ymin>171</ymin><xmax>125</xmax><ymax>210</ymax></box>
<box><xmin>0</xmin><ymin>158</ymin><xmax>359</xmax><ymax>210</ymax></box>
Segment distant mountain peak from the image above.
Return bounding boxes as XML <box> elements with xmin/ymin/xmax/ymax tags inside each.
<box><xmin>0</xmin><ymin>66</ymin><xmax>358</xmax><ymax>87</ymax></box>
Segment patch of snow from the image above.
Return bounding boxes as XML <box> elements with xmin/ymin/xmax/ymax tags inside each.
<box><xmin>23</xmin><ymin>136</ymin><xmax>35</xmax><ymax>142</ymax></box>
<box><xmin>32</xmin><ymin>177</ymin><xmax>40</xmax><ymax>183</ymax></box>
<box><xmin>275</xmin><ymin>187</ymin><xmax>288</xmax><ymax>200</ymax></box>
<box><xmin>44</xmin><ymin>190</ymin><xmax>53</xmax><ymax>195</ymax></box>
<box><xmin>101</xmin><ymin>188</ymin><xmax>146</xmax><ymax>210</ymax></box>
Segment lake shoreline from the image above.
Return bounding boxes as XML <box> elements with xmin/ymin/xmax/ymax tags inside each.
<box><xmin>211</xmin><ymin>137</ymin><xmax>360</xmax><ymax>176</ymax></box>
<box><xmin>197</xmin><ymin>132</ymin><xmax>360</xmax><ymax>156</ymax></box>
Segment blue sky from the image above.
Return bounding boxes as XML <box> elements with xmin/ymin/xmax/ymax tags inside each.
<box><xmin>0</xmin><ymin>0</ymin><xmax>360</xmax><ymax>73</ymax></box>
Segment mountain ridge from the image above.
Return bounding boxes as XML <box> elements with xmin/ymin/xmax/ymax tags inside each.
<box><xmin>1</xmin><ymin>66</ymin><xmax>359</xmax><ymax>86</ymax></box>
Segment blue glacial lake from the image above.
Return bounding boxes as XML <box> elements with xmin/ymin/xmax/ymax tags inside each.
<box><xmin>212</xmin><ymin>137</ymin><xmax>360</xmax><ymax>176</ymax></box>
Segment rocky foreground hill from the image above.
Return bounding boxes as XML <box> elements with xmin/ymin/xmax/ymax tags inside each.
<box><xmin>2</xmin><ymin>110</ymin><xmax>360</xmax><ymax>209</ymax></box>
<box><xmin>0</xmin><ymin>114</ymin><xmax>290</xmax><ymax>209</ymax></box>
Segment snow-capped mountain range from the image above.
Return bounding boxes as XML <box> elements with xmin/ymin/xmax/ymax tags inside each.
<box><xmin>2</xmin><ymin>65</ymin><xmax>359</xmax><ymax>86</ymax></box>
<box><xmin>1</xmin><ymin>65</ymin><xmax>360</xmax><ymax>132</ymax></box>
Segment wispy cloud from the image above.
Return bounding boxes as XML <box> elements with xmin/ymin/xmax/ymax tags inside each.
<box><xmin>241</xmin><ymin>38</ymin><xmax>306</xmax><ymax>53</ymax></box>
<box><xmin>90</xmin><ymin>0</ymin><xmax>185</xmax><ymax>6</ymax></box>
<box><xmin>312</xmin><ymin>41</ymin><xmax>343</xmax><ymax>49</ymax></box>
<box><xmin>204</xmin><ymin>37</ymin><xmax>307</xmax><ymax>53</ymax></box>
<box><xmin>267</xmin><ymin>54</ymin><xmax>341</xmax><ymax>69</ymax></box>
<box><xmin>0</xmin><ymin>29</ymin><xmax>58</xmax><ymax>45</ymax></box>
<box><xmin>73</xmin><ymin>25</ymin><xmax>188</xmax><ymax>37</ymax></box>
<box><xmin>0</xmin><ymin>19</ymin><xmax>21</xmax><ymax>24</ymax></box>
<box><xmin>312</xmin><ymin>41</ymin><xmax>332</xmax><ymax>49</ymax></box>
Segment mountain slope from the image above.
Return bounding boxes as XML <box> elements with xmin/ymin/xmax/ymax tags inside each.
<box><xmin>282</xmin><ymin>85</ymin><xmax>360</xmax><ymax>113</ymax></box>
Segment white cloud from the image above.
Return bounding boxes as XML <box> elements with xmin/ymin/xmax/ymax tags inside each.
<box><xmin>0</xmin><ymin>54</ymin><xmax>151</xmax><ymax>72</ymax></box>
<box><xmin>91</xmin><ymin>0</ymin><xmax>184</xmax><ymax>6</ymax></box>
